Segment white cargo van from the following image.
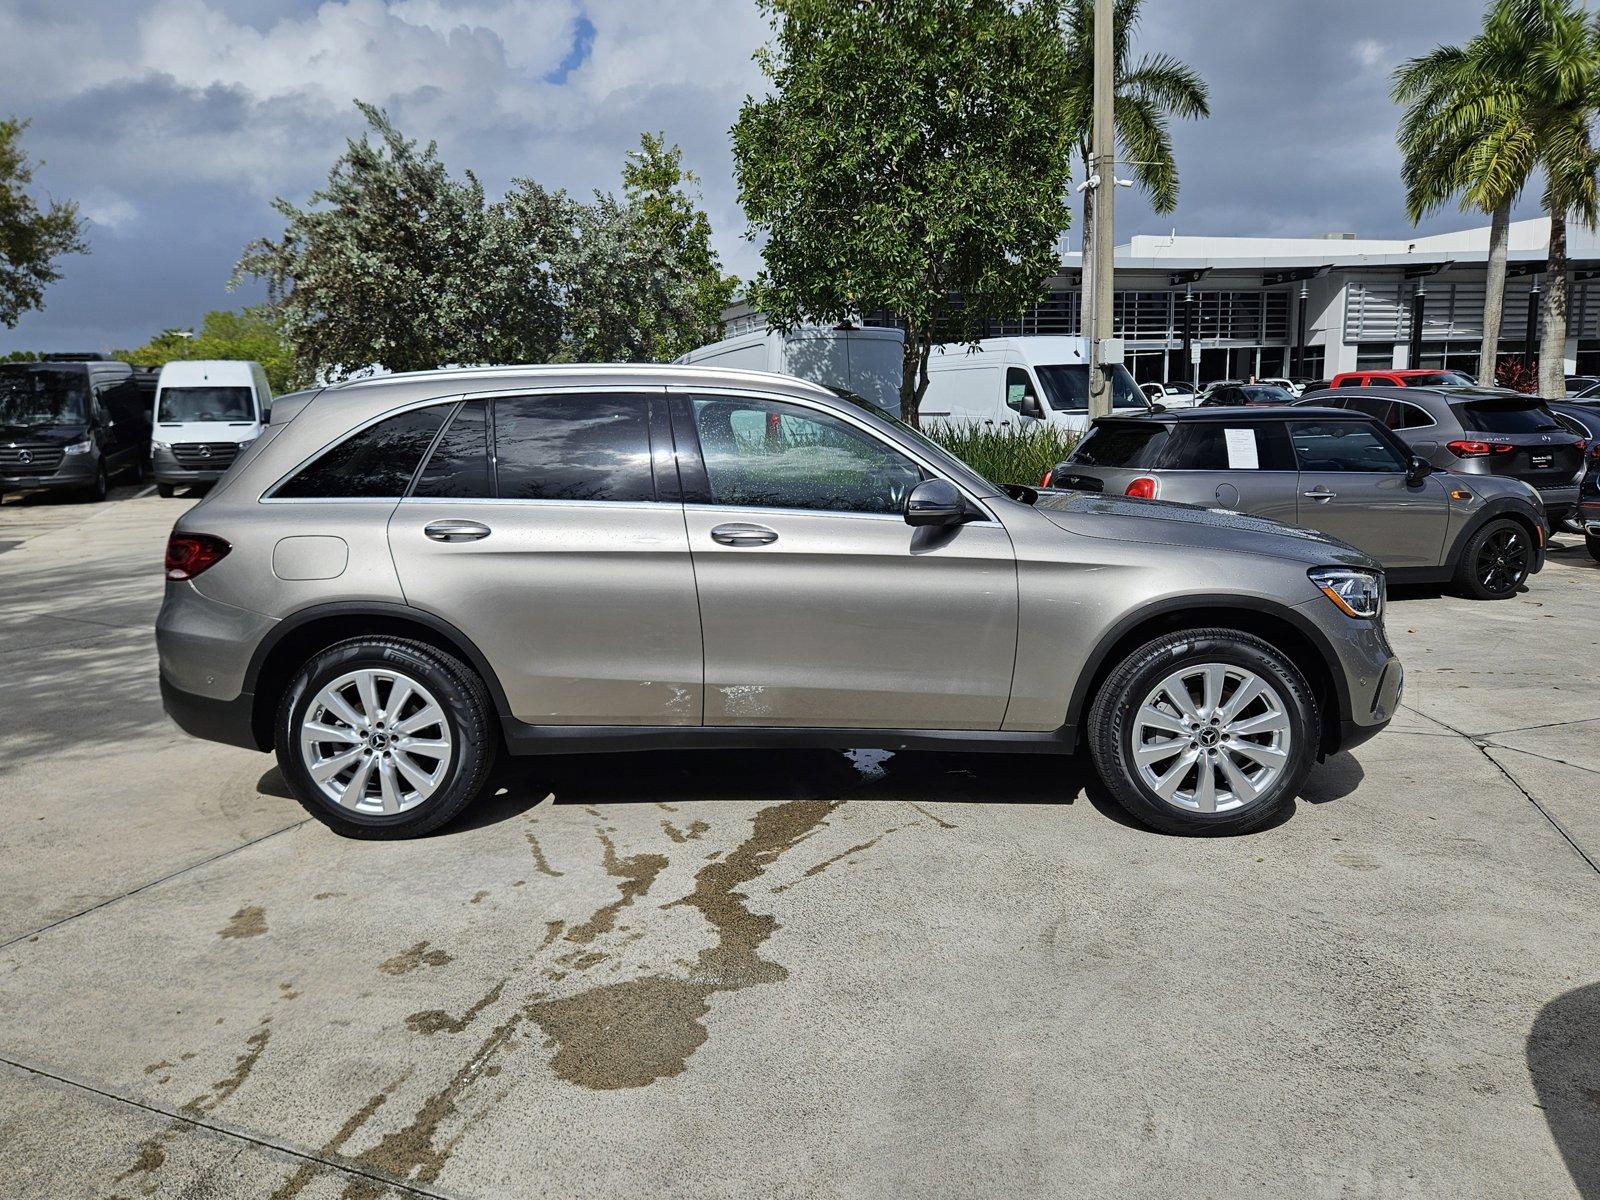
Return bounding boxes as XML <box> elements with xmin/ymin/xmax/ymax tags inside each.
<box><xmin>676</xmin><ymin>325</ymin><xmax>904</xmax><ymax>416</ymax></box>
<box><xmin>150</xmin><ymin>360</ymin><xmax>273</xmax><ymax>497</ymax></box>
<box><xmin>921</xmin><ymin>336</ymin><xmax>1149</xmax><ymax>433</ymax></box>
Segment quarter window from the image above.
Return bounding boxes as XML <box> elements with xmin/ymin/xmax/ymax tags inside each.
<box><xmin>1289</xmin><ymin>420</ymin><xmax>1407</xmax><ymax>472</ymax></box>
<box><xmin>1391</xmin><ymin>401</ymin><xmax>1435</xmax><ymax>429</ymax></box>
<box><xmin>688</xmin><ymin>396</ymin><xmax>924</xmax><ymax>513</ymax></box>
<box><xmin>275</xmin><ymin>405</ymin><xmax>449</xmax><ymax>499</ymax></box>
<box><xmin>493</xmin><ymin>393</ymin><xmax>654</xmax><ymax>502</ymax></box>
<box><xmin>414</xmin><ymin>400</ymin><xmax>492</xmax><ymax>499</ymax></box>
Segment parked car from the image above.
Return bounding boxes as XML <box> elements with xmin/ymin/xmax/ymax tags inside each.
<box><xmin>1199</xmin><ymin>383</ymin><xmax>1298</xmax><ymax>407</ymax></box>
<box><xmin>1565</xmin><ymin>375</ymin><xmax>1600</xmax><ymax>397</ymax></box>
<box><xmin>1300</xmin><ymin>379</ymin><xmax>1334</xmax><ymax>395</ymax></box>
<box><xmin>1258</xmin><ymin>377</ymin><xmax>1303</xmax><ymax>396</ymax></box>
<box><xmin>1043</xmin><ymin>407</ymin><xmax>1547</xmax><ymax>600</ymax></box>
<box><xmin>0</xmin><ymin>357</ymin><xmax>151</xmax><ymax>502</ymax></box>
<box><xmin>1155</xmin><ymin>381</ymin><xmax>1201</xmax><ymax>408</ymax></box>
<box><xmin>920</xmin><ymin>336</ymin><xmax>1149</xmax><ymax>433</ymax></box>
<box><xmin>1301</xmin><ymin>385</ymin><xmax>1585</xmax><ymax>524</ymax></box>
<box><xmin>1329</xmin><ymin>369</ymin><xmax>1477</xmax><ymax>389</ymax></box>
<box><xmin>1573</xmin><ymin>381</ymin><xmax>1600</xmax><ymax>402</ymax></box>
<box><xmin>150</xmin><ymin>360</ymin><xmax>274</xmax><ymax>497</ymax></box>
<box><xmin>1140</xmin><ymin>380</ymin><xmax>1166</xmax><ymax>405</ymax></box>
<box><xmin>675</xmin><ymin>324</ymin><xmax>904</xmax><ymax>418</ymax></box>
<box><xmin>158</xmin><ymin>364</ymin><xmax>1401</xmax><ymax>839</ymax></box>
<box><xmin>1580</xmin><ymin>445</ymin><xmax>1600</xmax><ymax>561</ymax></box>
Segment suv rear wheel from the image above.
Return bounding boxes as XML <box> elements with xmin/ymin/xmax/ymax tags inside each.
<box><xmin>1454</xmin><ymin>517</ymin><xmax>1531</xmax><ymax>600</ymax></box>
<box><xmin>276</xmin><ymin>637</ymin><xmax>497</xmax><ymax>838</ymax></box>
<box><xmin>1088</xmin><ymin>629</ymin><xmax>1318</xmax><ymax>836</ymax></box>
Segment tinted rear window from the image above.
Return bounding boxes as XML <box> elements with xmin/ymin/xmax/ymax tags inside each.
<box><xmin>1451</xmin><ymin>401</ymin><xmax>1563</xmax><ymax>434</ymax></box>
<box><xmin>493</xmin><ymin>393</ymin><xmax>654</xmax><ymax>502</ymax></box>
<box><xmin>276</xmin><ymin>405</ymin><xmax>448</xmax><ymax>499</ymax></box>
<box><xmin>1169</xmin><ymin>421</ymin><xmax>1296</xmax><ymax>470</ymax></box>
<box><xmin>1070</xmin><ymin>424</ymin><xmax>1171</xmax><ymax>467</ymax></box>
<box><xmin>414</xmin><ymin>400</ymin><xmax>492</xmax><ymax>498</ymax></box>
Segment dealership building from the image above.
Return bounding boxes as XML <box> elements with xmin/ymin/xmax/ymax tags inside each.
<box><xmin>724</xmin><ymin>217</ymin><xmax>1600</xmax><ymax>386</ymax></box>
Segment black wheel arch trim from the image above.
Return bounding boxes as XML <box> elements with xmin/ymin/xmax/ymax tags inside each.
<box><xmin>242</xmin><ymin>601</ymin><xmax>515</xmax><ymax>743</ymax></box>
<box><xmin>1444</xmin><ymin>498</ymin><xmax>1546</xmax><ymax>574</ymax></box>
<box><xmin>1063</xmin><ymin>593</ymin><xmax>1355</xmax><ymax>736</ymax></box>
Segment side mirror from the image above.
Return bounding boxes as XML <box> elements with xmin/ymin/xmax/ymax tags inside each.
<box><xmin>1405</xmin><ymin>454</ymin><xmax>1433</xmax><ymax>485</ymax></box>
<box><xmin>1018</xmin><ymin>392</ymin><xmax>1044</xmax><ymax>420</ymax></box>
<box><xmin>905</xmin><ymin>478</ymin><xmax>965</xmax><ymax>527</ymax></box>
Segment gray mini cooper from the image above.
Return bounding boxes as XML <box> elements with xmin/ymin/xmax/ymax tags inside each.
<box><xmin>1046</xmin><ymin>406</ymin><xmax>1548</xmax><ymax>600</ymax></box>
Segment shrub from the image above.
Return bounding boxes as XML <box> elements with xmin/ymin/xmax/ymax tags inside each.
<box><xmin>1494</xmin><ymin>357</ymin><xmax>1538</xmax><ymax>394</ymax></box>
<box><xmin>923</xmin><ymin>421</ymin><xmax>1080</xmax><ymax>486</ymax></box>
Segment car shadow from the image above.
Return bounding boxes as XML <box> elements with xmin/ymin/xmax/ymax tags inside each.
<box><xmin>437</xmin><ymin>744</ymin><xmax>1365</xmax><ymax>839</ymax></box>
<box><xmin>1528</xmin><ymin>982</ymin><xmax>1600</xmax><ymax>1198</ymax></box>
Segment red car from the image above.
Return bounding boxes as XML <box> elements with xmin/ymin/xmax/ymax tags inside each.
<box><xmin>1326</xmin><ymin>368</ymin><xmax>1476</xmax><ymax>389</ymax></box>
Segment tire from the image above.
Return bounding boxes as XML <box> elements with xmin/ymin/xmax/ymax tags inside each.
<box><xmin>1087</xmin><ymin>628</ymin><xmax>1319</xmax><ymax>836</ymax></box>
<box><xmin>80</xmin><ymin>459</ymin><xmax>108</xmax><ymax>503</ymax></box>
<box><xmin>1588</xmin><ymin>534</ymin><xmax>1600</xmax><ymax>565</ymax></box>
<box><xmin>275</xmin><ymin>637</ymin><xmax>497</xmax><ymax>839</ymax></box>
<box><xmin>1453</xmin><ymin>517</ymin><xmax>1532</xmax><ymax>600</ymax></box>
<box><xmin>156</xmin><ymin>482</ymin><xmax>176</xmax><ymax>498</ymax></box>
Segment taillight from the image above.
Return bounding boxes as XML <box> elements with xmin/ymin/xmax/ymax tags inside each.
<box><xmin>1590</xmin><ymin>442</ymin><xmax>1600</xmax><ymax>459</ymax></box>
<box><xmin>165</xmin><ymin>533</ymin><xmax>231</xmax><ymax>580</ymax></box>
<box><xmin>1446</xmin><ymin>440</ymin><xmax>1515</xmax><ymax>457</ymax></box>
<box><xmin>1575</xmin><ymin>439</ymin><xmax>1588</xmax><ymax>454</ymax></box>
<box><xmin>1125</xmin><ymin>477</ymin><xmax>1158</xmax><ymax>500</ymax></box>
<box><xmin>1040</xmin><ymin>468</ymin><xmax>1054</xmax><ymax>487</ymax></box>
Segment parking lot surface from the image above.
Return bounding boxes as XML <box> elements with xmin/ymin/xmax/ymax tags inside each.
<box><xmin>3</xmin><ymin>489</ymin><xmax>1599</xmax><ymax>1199</ymax></box>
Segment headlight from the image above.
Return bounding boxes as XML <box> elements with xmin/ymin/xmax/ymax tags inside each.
<box><xmin>235</xmin><ymin>437</ymin><xmax>256</xmax><ymax>452</ymax></box>
<box><xmin>1309</xmin><ymin>567</ymin><xmax>1384</xmax><ymax>619</ymax></box>
<box><xmin>62</xmin><ymin>438</ymin><xmax>93</xmax><ymax>455</ymax></box>
<box><xmin>151</xmin><ymin>439</ymin><xmax>171</xmax><ymax>452</ymax></box>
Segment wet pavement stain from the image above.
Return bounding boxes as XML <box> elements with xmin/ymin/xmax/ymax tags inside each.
<box><xmin>469</xmin><ymin>889</ymin><xmax>490</xmax><ymax>904</ymax></box>
<box><xmin>903</xmin><ymin>801</ymin><xmax>958</xmax><ymax>829</ymax></box>
<box><xmin>406</xmin><ymin>979</ymin><xmax>508</xmax><ymax>1037</ymax></box>
<box><xmin>562</xmin><ymin>831</ymin><xmax>667</xmax><ymax>947</ymax></box>
<box><xmin>184</xmin><ymin>1020</ymin><xmax>272</xmax><ymax>1115</ymax></box>
<box><xmin>770</xmin><ymin>828</ymin><xmax>898</xmax><ymax>893</ymax></box>
<box><xmin>523</xmin><ymin>830</ymin><xmax>564</xmax><ymax>878</ymax></box>
<box><xmin>662</xmin><ymin>818</ymin><xmax>711</xmax><ymax>844</ymax></box>
<box><xmin>267</xmin><ymin>1069</ymin><xmax>413</xmax><ymax>1200</ymax></box>
<box><xmin>378</xmin><ymin>942</ymin><xmax>454</xmax><ymax>976</ymax></box>
<box><xmin>218</xmin><ymin>904</ymin><xmax>267</xmax><ymax>939</ymax></box>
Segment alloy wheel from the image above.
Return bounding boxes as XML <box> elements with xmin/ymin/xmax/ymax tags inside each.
<box><xmin>298</xmin><ymin>668</ymin><xmax>453</xmax><ymax>815</ymax></box>
<box><xmin>1476</xmin><ymin>527</ymin><xmax>1528</xmax><ymax>594</ymax></box>
<box><xmin>1131</xmin><ymin>663</ymin><xmax>1291</xmax><ymax>814</ymax></box>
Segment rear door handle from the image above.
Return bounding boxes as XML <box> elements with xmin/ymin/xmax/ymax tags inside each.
<box><xmin>710</xmin><ymin>523</ymin><xmax>778</xmax><ymax>547</ymax></box>
<box><xmin>1302</xmin><ymin>489</ymin><xmax>1338</xmax><ymax>502</ymax></box>
<box><xmin>424</xmin><ymin>519</ymin><xmax>491</xmax><ymax>543</ymax></box>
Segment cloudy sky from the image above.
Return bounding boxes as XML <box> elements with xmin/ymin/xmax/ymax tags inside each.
<box><xmin>0</xmin><ymin>0</ymin><xmax>1544</xmax><ymax>352</ymax></box>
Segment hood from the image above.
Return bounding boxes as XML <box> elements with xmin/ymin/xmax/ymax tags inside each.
<box><xmin>1032</xmin><ymin>490</ymin><xmax>1380</xmax><ymax>570</ymax></box>
<box><xmin>0</xmin><ymin>422</ymin><xmax>89</xmax><ymax>445</ymax></box>
<box><xmin>153</xmin><ymin>420</ymin><xmax>260</xmax><ymax>443</ymax></box>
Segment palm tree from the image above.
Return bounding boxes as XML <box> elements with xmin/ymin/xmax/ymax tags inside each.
<box><xmin>1060</xmin><ymin>0</ymin><xmax>1209</xmax><ymax>332</ymax></box>
<box><xmin>1393</xmin><ymin>0</ymin><xmax>1600</xmax><ymax>394</ymax></box>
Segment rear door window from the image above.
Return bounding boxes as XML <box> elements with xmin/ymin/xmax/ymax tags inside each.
<box><xmin>1343</xmin><ymin>396</ymin><xmax>1394</xmax><ymax>425</ymax></box>
<box><xmin>413</xmin><ymin>400</ymin><xmax>492</xmax><ymax>498</ymax></box>
<box><xmin>275</xmin><ymin>405</ymin><xmax>449</xmax><ymax>499</ymax></box>
<box><xmin>493</xmin><ymin>393</ymin><xmax>655</xmax><ymax>502</ymax></box>
<box><xmin>1069</xmin><ymin>423</ymin><xmax>1171</xmax><ymax>468</ymax></box>
<box><xmin>1289</xmin><ymin>420</ymin><xmax>1408</xmax><ymax>472</ymax></box>
<box><xmin>1451</xmin><ymin>400</ymin><xmax>1564</xmax><ymax>434</ymax></box>
<box><xmin>1168</xmin><ymin>422</ymin><xmax>1295</xmax><ymax>470</ymax></box>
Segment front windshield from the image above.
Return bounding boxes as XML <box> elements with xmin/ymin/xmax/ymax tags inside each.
<box><xmin>0</xmin><ymin>366</ymin><xmax>89</xmax><ymax>427</ymax></box>
<box><xmin>1035</xmin><ymin>363</ymin><xmax>1147</xmax><ymax>413</ymax></box>
<box><xmin>1241</xmin><ymin>385</ymin><xmax>1294</xmax><ymax>404</ymax></box>
<box><xmin>158</xmin><ymin>386</ymin><xmax>255</xmax><ymax>423</ymax></box>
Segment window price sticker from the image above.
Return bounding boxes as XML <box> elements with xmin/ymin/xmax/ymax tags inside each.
<box><xmin>1224</xmin><ymin>427</ymin><xmax>1259</xmax><ymax>470</ymax></box>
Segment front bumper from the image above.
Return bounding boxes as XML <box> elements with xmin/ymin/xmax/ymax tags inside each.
<box><xmin>152</xmin><ymin>446</ymin><xmax>225</xmax><ymax>484</ymax></box>
<box><xmin>0</xmin><ymin>454</ymin><xmax>96</xmax><ymax>492</ymax></box>
<box><xmin>1294</xmin><ymin>593</ymin><xmax>1402</xmax><ymax>756</ymax></box>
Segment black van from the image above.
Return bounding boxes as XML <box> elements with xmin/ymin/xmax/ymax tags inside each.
<box><xmin>0</xmin><ymin>357</ymin><xmax>152</xmax><ymax>502</ymax></box>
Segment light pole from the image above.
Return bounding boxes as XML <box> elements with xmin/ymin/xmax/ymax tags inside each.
<box><xmin>1086</xmin><ymin>0</ymin><xmax>1117</xmax><ymax>420</ymax></box>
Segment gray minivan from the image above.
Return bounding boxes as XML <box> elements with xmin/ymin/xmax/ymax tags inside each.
<box><xmin>1046</xmin><ymin>407</ymin><xmax>1548</xmax><ymax>600</ymax></box>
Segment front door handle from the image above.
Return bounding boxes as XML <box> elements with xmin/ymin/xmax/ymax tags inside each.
<box><xmin>710</xmin><ymin>523</ymin><xmax>778</xmax><ymax>547</ymax></box>
<box><xmin>424</xmin><ymin>519</ymin><xmax>491</xmax><ymax>543</ymax></box>
<box><xmin>1302</xmin><ymin>488</ymin><xmax>1338</xmax><ymax>502</ymax></box>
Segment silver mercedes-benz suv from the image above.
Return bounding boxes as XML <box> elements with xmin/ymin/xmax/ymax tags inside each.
<box><xmin>157</xmin><ymin>365</ymin><xmax>1402</xmax><ymax>839</ymax></box>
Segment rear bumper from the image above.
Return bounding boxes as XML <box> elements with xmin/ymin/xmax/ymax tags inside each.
<box><xmin>160</xmin><ymin>673</ymin><xmax>261</xmax><ymax>751</ymax></box>
<box><xmin>1536</xmin><ymin>483</ymin><xmax>1578</xmax><ymax>520</ymax></box>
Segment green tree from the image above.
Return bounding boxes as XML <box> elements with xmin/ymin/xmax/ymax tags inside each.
<box><xmin>733</xmin><ymin>0</ymin><xmax>1076</xmax><ymax>424</ymax></box>
<box><xmin>235</xmin><ymin>103</ymin><xmax>562</xmax><ymax>382</ymax></box>
<box><xmin>120</xmin><ymin>308</ymin><xmax>296</xmax><ymax>392</ymax></box>
<box><xmin>0</xmin><ymin>117</ymin><xmax>88</xmax><ymax>328</ymax></box>
<box><xmin>1060</xmin><ymin>0</ymin><xmax>1209</xmax><ymax>309</ymax></box>
<box><xmin>1394</xmin><ymin>0</ymin><xmax>1600</xmax><ymax>394</ymax></box>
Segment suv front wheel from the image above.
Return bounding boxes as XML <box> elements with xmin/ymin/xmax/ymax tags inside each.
<box><xmin>276</xmin><ymin>637</ymin><xmax>497</xmax><ymax>838</ymax></box>
<box><xmin>1088</xmin><ymin>629</ymin><xmax>1318</xmax><ymax>836</ymax></box>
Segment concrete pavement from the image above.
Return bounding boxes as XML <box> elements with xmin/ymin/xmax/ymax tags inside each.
<box><xmin>2</xmin><ymin>490</ymin><xmax>1598</xmax><ymax>1199</ymax></box>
